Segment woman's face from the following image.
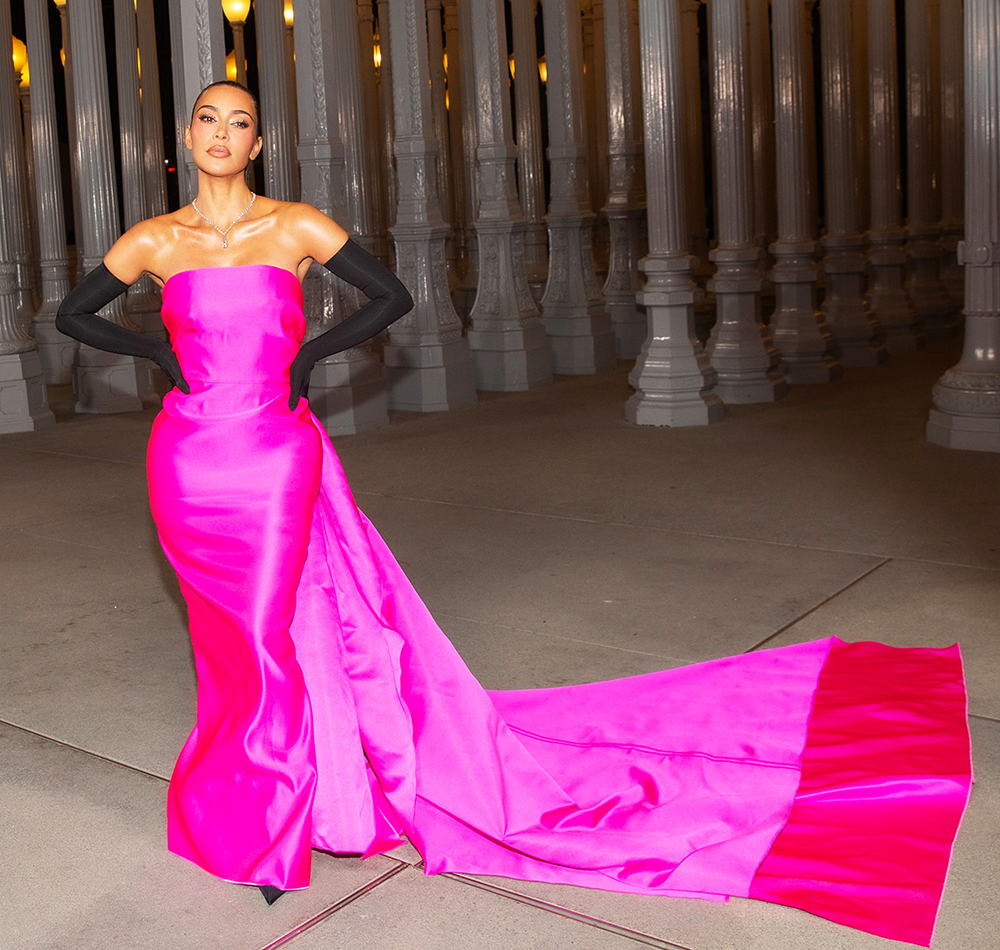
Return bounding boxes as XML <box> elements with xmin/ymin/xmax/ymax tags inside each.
<box><xmin>185</xmin><ymin>85</ymin><xmax>262</xmax><ymax>176</ymax></box>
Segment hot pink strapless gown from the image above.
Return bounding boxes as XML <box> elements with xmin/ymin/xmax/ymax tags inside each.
<box><xmin>147</xmin><ymin>266</ymin><xmax>971</xmax><ymax>946</ymax></box>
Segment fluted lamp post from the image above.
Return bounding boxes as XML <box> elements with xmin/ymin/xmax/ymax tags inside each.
<box><xmin>221</xmin><ymin>0</ymin><xmax>249</xmax><ymax>87</ymax></box>
<box><xmin>10</xmin><ymin>35</ymin><xmax>36</xmax><ymax>329</ymax></box>
<box><xmin>13</xmin><ymin>38</ymin><xmax>31</xmax><ymax>291</ymax></box>
<box><xmin>24</xmin><ymin>0</ymin><xmax>75</xmax><ymax>383</ymax></box>
<box><xmin>10</xmin><ymin>35</ymin><xmax>30</xmax><ymax>233</ymax></box>
<box><xmin>12</xmin><ymin>38</ymin><xmax>28</xmax><ymax>204</ymax></box>
<box><xmin>926</xmin><ymin>0</ymin><xmax>1000</xmax><ymax>451</ymax></box>
<box><xmin>13</xmin><ymin>38</ymin><xmax>38</xmax><ymax>281</ymax></box>
<box><xmin>0</xmin><ymin>8</ymin><xmax>53</xmax><ymax>432</ymax></box>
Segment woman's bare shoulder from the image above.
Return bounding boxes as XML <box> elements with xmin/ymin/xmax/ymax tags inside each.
<box><xmin>267</xmin><ymin>199</ymin><xmax>341</xmax><ymax>227</ymax></box>
<box><xmin>104</xmin><ymin>213</ymin><xmax>188</xmax><ymax>285</ymax></box>
<box><xmin>275</xmin><ymin>201</ymin><xmax>350</xmax><ymax>263</ymax></box>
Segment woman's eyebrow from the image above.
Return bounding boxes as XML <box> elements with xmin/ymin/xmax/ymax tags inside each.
<box><xmin>195</xmin><ymin>104</ymin><xmax>251</xmax><ymax>119</ymax></box>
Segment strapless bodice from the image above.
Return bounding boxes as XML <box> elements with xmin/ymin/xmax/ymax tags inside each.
<box><xmin>149</xmin><ymin>264</ymin><xmax>319</xmax><ymax>497</ymax></box>
<box><xmin>161</xmin><ymin>265</ymin><xmax>305</xmax><ymax>386</ymax></box>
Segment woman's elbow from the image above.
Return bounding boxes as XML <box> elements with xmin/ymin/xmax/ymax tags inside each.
<box><xmin>54</xmin><ymin>303</ymin><xmax>75</xmax><ymax>337</ymax></box>
<box><xmin>397</xmin><ymin>288</ymin><xmax>414</xmax><ymax>317</ymax></box>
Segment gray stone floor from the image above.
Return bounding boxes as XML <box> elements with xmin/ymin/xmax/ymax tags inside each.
<box><xmin>2</xmin><ymin>338</ymin><xmax>997</xmax><ymax>949</ymax></box>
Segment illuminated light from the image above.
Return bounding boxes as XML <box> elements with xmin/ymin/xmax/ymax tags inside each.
<box><xmin>226</xmin><ymin>50</ymin><xmax>238</xmax><ymax>81</ymax></box>
<box><xmin>284</xmin><ymin>0</ymin><xmax>294</xmax><ymax>26</ymax></box>
<box><xmin>137</xmin><ymin>47</ymin><xmax>141</xmax><ymax>79</ymax></box>
<box><xmin>221</xmin><ymin>0</ymin><xmax>250</xmax><ymax>25</ymax></box>
<box><xmin>445</xmin><ymin>89</ymin><xmax>449</xmax><ymax>110</ymax></box>
<box><xmin>538</xmin><ymin>55</ymin><xmax>547</xmax><ymax>84</ymax></box>
<box><xmin>508</xmin><ymin>53</ymin><xmax>515</xmax><ymax>80</ymax></box>
<box><xmin>60</xmin><ymin>48</ymin><xmax>65</xmax><ymax>67</ymax></box>
<box><xmin>20</xmin><ymin>62</ymin><xmax>29</xmax><ymax>89</ymax></box>
<box><xmin>373</xmin><ymin>33</ymin><xmax>382</xmax><ymax>71</ymax></box>
<box><xmin>12</xmin><ymin>36</ymin><xmax>27</xmax><ymax>75</ymax></box>
<box><xmin>52</xmin><ymin>0</ymin><xmax>67</xmax><ymax>8</ymax></box>
<box><xmin>442</xmin><ymin>50</ymin><xmax>448</xmax><ymax>74</ymax></box>
<box><xmin>167</xmin><ymin>166</ymin><xmax>176</xmax><ymax>172</ymax></box>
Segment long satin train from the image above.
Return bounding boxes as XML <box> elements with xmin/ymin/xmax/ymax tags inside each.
<box><xmin>147</xmin><ymin>267</ymin><xmax>972</xmax><ymax>946</ymax></box>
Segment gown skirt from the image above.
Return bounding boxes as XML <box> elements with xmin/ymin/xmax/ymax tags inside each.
<box><xmin>146</xmin><ymin>266</ymin><xmax>972</xmax><ymax>947</ymax></box>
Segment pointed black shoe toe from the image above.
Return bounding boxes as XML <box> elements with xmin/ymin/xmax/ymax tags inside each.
<box><xmin>258</xmin><ymin>885</ymin><xmax>285</xmax><ymax>906</ymax></box>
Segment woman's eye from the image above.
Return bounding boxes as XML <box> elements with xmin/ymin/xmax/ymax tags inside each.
<box><xmin>234</xmin><ymin>120</ymin><xmax>250</xmax><ymax>129</ymax></box>
<box><xmin>198</xmin><ymin>114</ymin><xmax>215</xmax><ymax>122</ymax></box>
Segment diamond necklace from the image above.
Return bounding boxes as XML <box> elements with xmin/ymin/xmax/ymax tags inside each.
<box><xmin>191</xmin><ymin>192</ymin><xmax>256</xmax><ymax>248</ymax></box>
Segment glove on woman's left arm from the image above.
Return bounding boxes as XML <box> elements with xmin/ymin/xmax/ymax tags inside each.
<box><xmin>288</xmin><ymin>239</ymin><xmax>414</xmax><ymax>409</ymax></box>
<box><xmin>56</xmin><ymin>263</ymin><xmax>190</xmax><ymax>392</ymax></box>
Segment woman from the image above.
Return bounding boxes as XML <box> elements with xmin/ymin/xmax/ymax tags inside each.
<box><xmin>57</xmin><ymin>82</ymin><xmax>971</xmax><ymax>944</ymax></box>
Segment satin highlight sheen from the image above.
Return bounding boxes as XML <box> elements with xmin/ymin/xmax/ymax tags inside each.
<box><xmin>147</xmin><ymin>266</ymin><xmax>971</xmax><ymax>945</ymax></box>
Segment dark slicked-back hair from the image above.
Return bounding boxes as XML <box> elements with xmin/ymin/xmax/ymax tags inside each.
<box><xmin>190</xmin><ymin>80</ymin><xmax>262</xmax><ymax>137</ymax></box>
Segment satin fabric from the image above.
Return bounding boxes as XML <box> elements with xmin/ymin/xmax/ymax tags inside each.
<box><xmin>751</xmin><ymin>639</ymin><xmax>971</xmax><ymax>945</ymax></box>
<box><xmin>147</xmin><ymin>266</ymin><xmax>971</xmax><ymax>945</ymax></box>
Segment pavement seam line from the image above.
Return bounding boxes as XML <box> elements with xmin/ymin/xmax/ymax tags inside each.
<box><xmin>258</xmin><ymin>863</ymin><xmax>408</xmax><ymax>950</ymax></box>
<box><xmin>4</xmin><ymin>445</ymin><xmax>145</xmax><ymax>466</ymax></box>
<box><xmin>745</xmin><ymin>558</ymin><xmax>894</xmax><ymax>652</ymax></box>
<box><xmin>442</xmin><ymin>873</ymin><xmax>693</xmax><ymax>949</ymax></box>
<box><xmin>16</xmin><ymin>527</ymin><xmax>135</xmax><ymax>553</ymax></box>
<box><xmin>354</xmin><ymin>490</ymin><xmax>1000</xmax><ymax>574</ymax></box>
<box><xmin>970</xmin><ymin>713</ymin><xmax>1000</xmax><ymax>724</ymax></box>
<box><xmin>0</xmin><ymin>718</ymin><xmax>170</xmax><ymax>782</ymax></box>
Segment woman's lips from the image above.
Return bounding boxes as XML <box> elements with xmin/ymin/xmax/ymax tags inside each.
<box><xmin>208</xmin><ymin>147</ymin><xmax>231</xmax><ymax>157</ymax></box>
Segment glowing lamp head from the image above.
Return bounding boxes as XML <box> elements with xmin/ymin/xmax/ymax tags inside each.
<box><xmin>12</xmin><ymin>36</ymin><xmax>27</xmax><ymax>76</ymax></box>
<box><xmin>221</xmin><ymin>0</ymin><xmax>250</xmax><ymax>25</ymax></box>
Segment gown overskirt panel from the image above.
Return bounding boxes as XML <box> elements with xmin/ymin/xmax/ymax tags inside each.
<box><xmin>146</xmin><ymin>266</ymin><xmax>972</xmax><ymax>946</ymax></box>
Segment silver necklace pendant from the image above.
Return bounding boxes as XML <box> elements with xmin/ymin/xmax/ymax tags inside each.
<box><xmin>192</xmin><ymin>192</ymin><xmax>257</xmax><ymax>248</ymax></box>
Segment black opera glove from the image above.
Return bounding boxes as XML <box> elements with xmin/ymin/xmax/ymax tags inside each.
<box><xmin>288</xmin><ymin>239</ymin><xmax>414</xmax><ymax>410</ymax></box>
<box><xmin>55</xmin><ymin>263</ymin><xmax>190</xmax><ymax>393</ymax></box>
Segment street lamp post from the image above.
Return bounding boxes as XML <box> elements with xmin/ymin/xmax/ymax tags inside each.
<box><xmin>221</xmin><ymin>0</ymin><xmax>249</xmax><ymax>87</ymax></box>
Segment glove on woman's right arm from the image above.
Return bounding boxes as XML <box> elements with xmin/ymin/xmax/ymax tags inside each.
<box><xmin>56</xmin><ymin>263</ymin><xmax>189</xmax><ymax>393</ymax></box>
